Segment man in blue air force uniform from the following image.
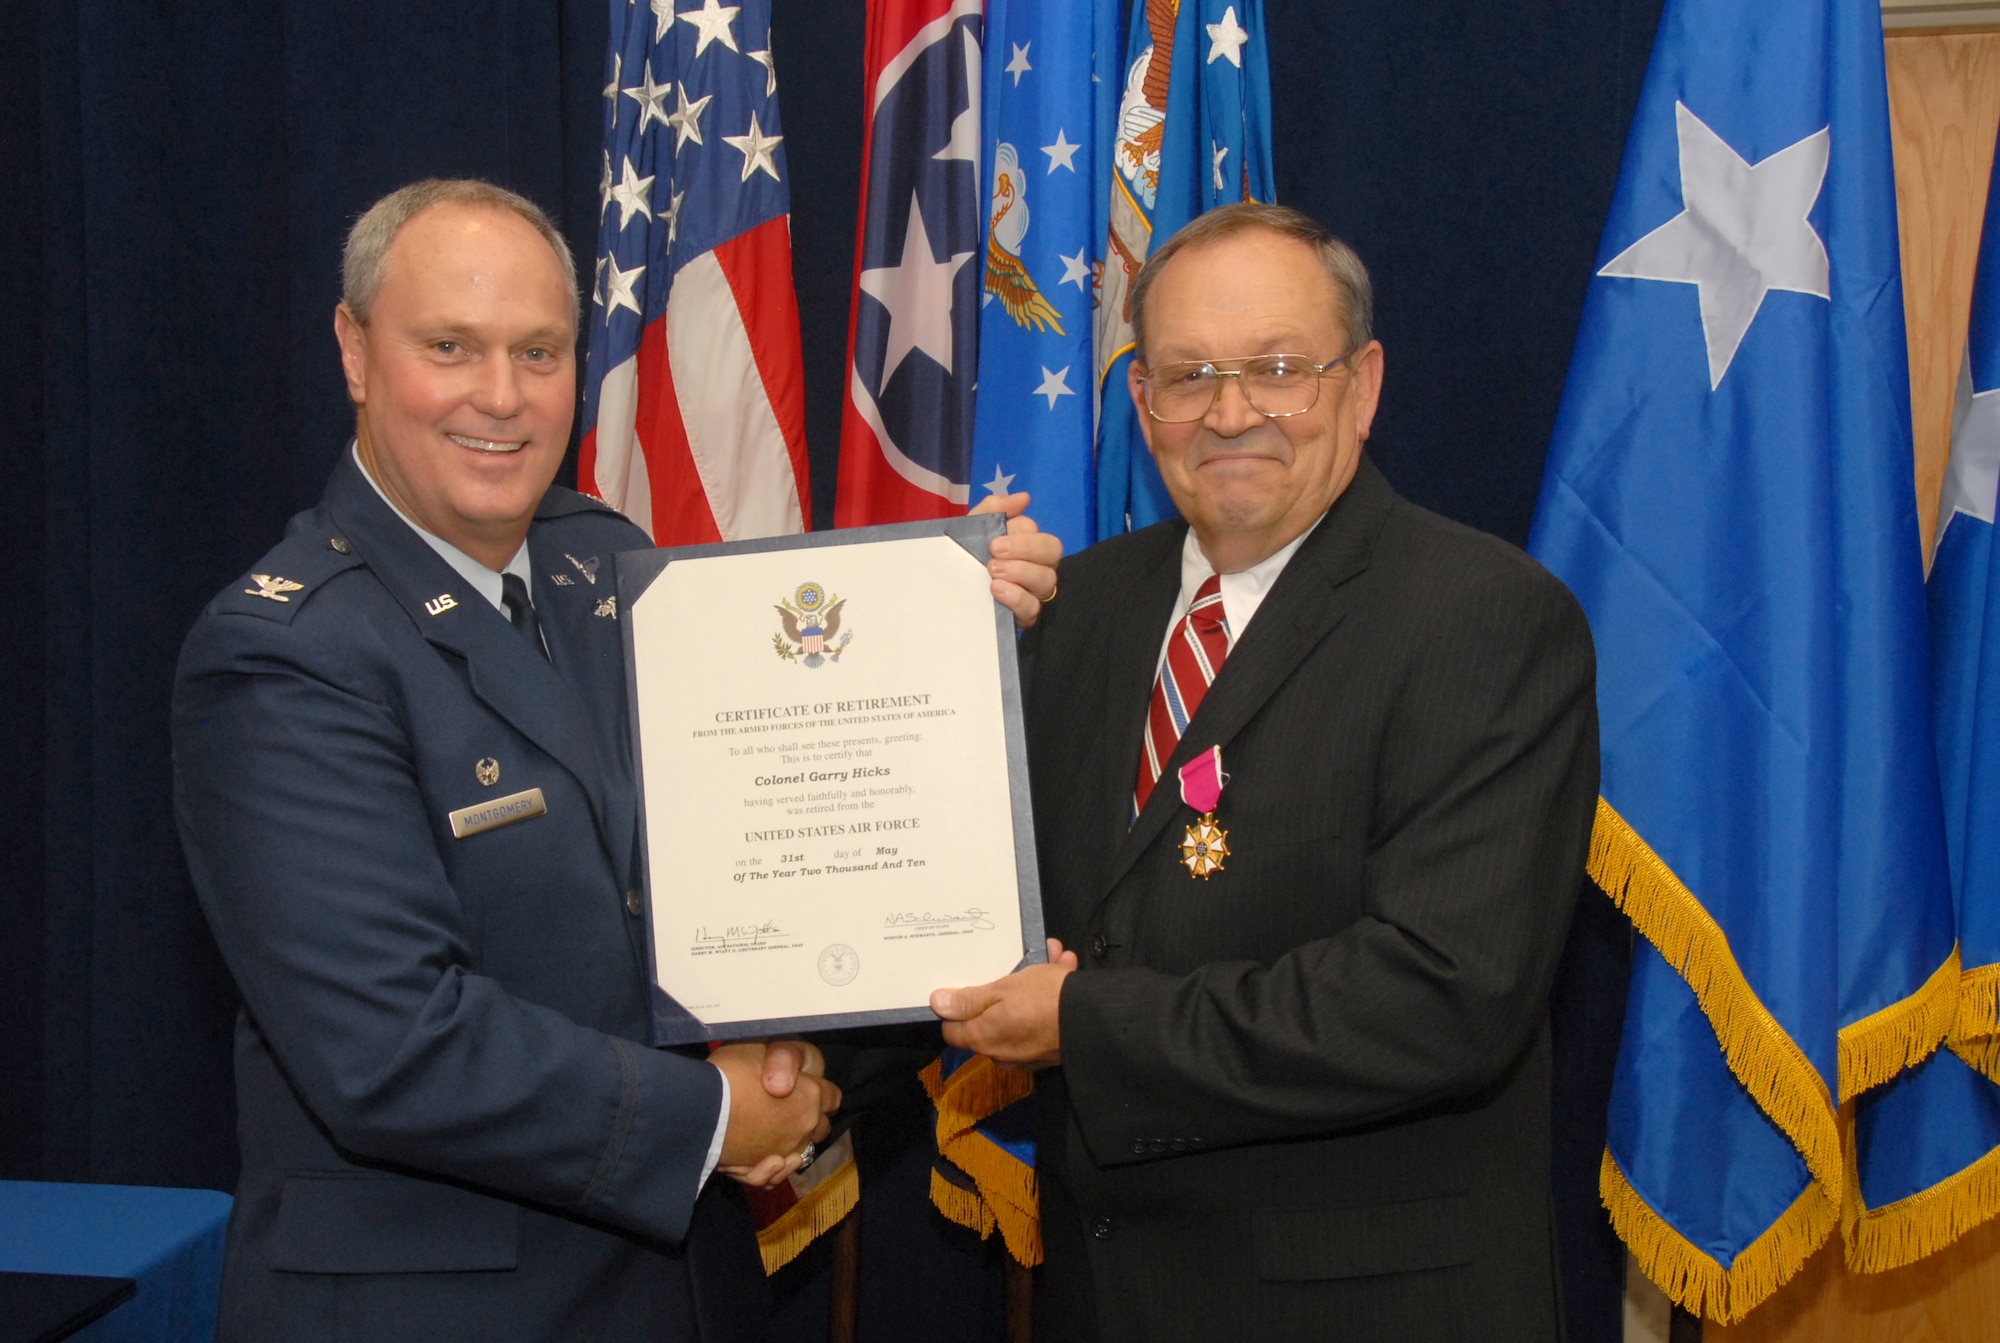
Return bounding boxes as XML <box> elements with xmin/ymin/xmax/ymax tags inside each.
<box><xmin>172</xmin><ymin>180</ymin><xmax>1061</xmax><ymax>1341</ymax></box>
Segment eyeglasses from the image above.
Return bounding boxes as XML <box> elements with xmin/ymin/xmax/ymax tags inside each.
<box><xmin>1138</xmin><ymin>351</ymin><xmax>1355</xmax><ymax>424</ymax></box>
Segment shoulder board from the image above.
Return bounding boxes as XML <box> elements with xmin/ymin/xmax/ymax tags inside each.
<box><xmin>211</xmin><ymin>528</ymin><xmax>367</xmax><ymax>625</ymax></box>
<box><xmin>536</xmin><ymin>485</ymin><xmax>631</xmax><ymax>523</ymax></box>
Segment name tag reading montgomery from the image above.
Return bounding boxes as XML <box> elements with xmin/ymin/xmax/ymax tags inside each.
<box><xmin>448</xmin><ymin>787</ymin><xmax>547</xmax><ymax>839</ymax></box>
<box><xmin>621</xmin><ymin>521</ymin><xmax>1046</xmax><ymax>1043</ymax></box>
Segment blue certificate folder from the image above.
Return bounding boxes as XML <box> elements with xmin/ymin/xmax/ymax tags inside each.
<box><xmin>617</xmin><ymin>515</ymin><xmax>1048</xmax><ymax>1046</ymax></box>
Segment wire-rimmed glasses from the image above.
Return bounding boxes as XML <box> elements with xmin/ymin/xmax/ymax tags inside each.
<box><xmin>1138</xmin><ymin>351</ymin><xmax>1355</xmax><ymax>423</ymax></box>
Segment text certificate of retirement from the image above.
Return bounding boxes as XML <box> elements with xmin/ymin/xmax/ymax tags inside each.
<box><xmin>618</xmin><ymin>516</ymin><xmax>1047</xmax><ymax>1044</ymax></box>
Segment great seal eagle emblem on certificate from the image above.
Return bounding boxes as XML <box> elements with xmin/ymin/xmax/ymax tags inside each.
<box><xmin>773</xmin><ymin>581</ymin><xmax>853</xmax><ymax>668</ymax></box>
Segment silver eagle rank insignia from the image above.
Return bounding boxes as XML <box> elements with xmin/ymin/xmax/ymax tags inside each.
<box><xmin>245</xmin><ymin>574</ymin><xmax>305</xmax><ymax>603</ymax></box>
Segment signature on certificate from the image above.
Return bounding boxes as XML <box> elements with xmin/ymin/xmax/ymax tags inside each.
<box><xmin>882</xmin><ymin>907</ymin><xmax>996</xmax><ymax>931</ymax></box>
<box><xmin>694</xmin><ymin>919</ymin><xmax>786</xmax><ymax>950</ymax></box>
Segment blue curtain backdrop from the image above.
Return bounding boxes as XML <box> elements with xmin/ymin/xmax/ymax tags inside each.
<box><xmin>3</xmin><ymin>1</ymin><xmax>1661</xmax><ymax>1337</ymax></box>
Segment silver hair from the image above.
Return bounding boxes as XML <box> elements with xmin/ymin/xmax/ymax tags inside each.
<box><xmin>1129</xmin><ymin>202</ymin><xmax>1375</xmax><ymax>364</ymax></box>
<box><xmin>341</xmin><ymin>178</ymin><xmax>578</xmax><ymax>325</ymax></box>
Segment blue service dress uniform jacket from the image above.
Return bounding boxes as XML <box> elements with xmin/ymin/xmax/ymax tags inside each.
<box><xmin>172</xmin><ymin>454</ymin><xmax>770</xmax><ymax>1342</ymax></box>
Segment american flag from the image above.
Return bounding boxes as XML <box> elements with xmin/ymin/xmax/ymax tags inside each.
<box><xmin>833</xmin><ymin>0</ymin><xmax>986</xmax><ymax>525</ymax></box>
<box><xmin>579</xmin><ymin>0</ymin><xmax>812</xmax><ymax>543</ymax></box>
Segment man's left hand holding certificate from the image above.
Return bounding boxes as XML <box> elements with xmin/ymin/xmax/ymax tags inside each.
<box><xmin>620</xmin><ymin>494</ymin><xmax>1061</xmax><ymax>1050</ymax></box>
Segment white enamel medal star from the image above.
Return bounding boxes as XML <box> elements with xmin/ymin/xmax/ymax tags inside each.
<box><xmin>1181</xmin><ymin>813</ymin><xmax>1230</xmax><ymax>879</ymax></box>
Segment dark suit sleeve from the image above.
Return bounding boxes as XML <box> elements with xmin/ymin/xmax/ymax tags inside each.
<box><xmin>1057</xmin><ymin>570</ymin><xmax>1599</xmax><ymax>1164</ymax></box>
<box><xmin>173</xmin><ymin>607</ymin><xmax>722</xmax><ymax>1244</ymax></box>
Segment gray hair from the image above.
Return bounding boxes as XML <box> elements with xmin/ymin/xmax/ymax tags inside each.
<box><xmin>341</xmin><ymin>178</ymin><xmax>579</xmax><ymax>325</ymax></box>
<box><xmin>1129</xmin><ymin>202</ymin><xmax>1374</xmax><ymax>364</ymax></box>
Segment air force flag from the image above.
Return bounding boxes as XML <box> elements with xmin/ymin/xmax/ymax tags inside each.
<box><xmin>1528</xmin><ymin>0</ymin><xmax>1955</xmax><ymax>1319</ymax></box>
<box><xmin>1094</xmin><ymin>0</ymin><xmax>1275</xmax><ymax>537</ymax></box>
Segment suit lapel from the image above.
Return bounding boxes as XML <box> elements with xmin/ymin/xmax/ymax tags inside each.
<box><xmin>323</xmin><ymin>456</ymin><xmax>617</xmax><ymax>841</ymax></box>
<box><xmin>1098</xmin><ymin>459</ymin><xmax>1397</xmax><ymax>900</ymax></box>
<box><xmin>1090</xmin><ymin>526</ymin><xmax>1188</xmax><ymax>880</ymax></box>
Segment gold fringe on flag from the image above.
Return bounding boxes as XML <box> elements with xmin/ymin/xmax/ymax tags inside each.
<box><xmin>1587</xmin><ymin>798</ymin><xmax>1843</xmax><ymax>1192</ymax></box>
<box><xmin>1843</xmin><ymin>1091</ymin><xmax>2000</xmax><ymax>1273</ymax></box>
<box><xmin>920</xmin><ymin>1055</ymin><xmax>1043</xmax><ymax>1266</ymax></box>
<box><xmin>929</xmin><ymin>1165</ymin><xmax>997</xmax><ymax>1237</ymax></box>
<box><xmin>1836</xmin><ymin>945</ymin><xmax>1960</xmax><ymax>1102</ymax></box>
<box><xmin>1602</xmin><ymin>1145</ymin><xmax>1837</xmax><ymax>1325</ymax></box>
<box><xmin>1955</xmin><ymin>961</ymin><xmax>2000</xmax><ymax>1047</ymax></box>
<box><xmin>754</xmin><ymin>1144</ymin><xmax>860</xmax><ymax>1275</ymax></box>
<box><xmin>1950</xmin><ymin>1035</ymin><xmax>2000</xmax><ymax>1085</ymax></box>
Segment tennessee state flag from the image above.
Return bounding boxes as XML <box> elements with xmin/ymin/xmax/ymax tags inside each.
<box><xmin>834</xmin><ymin>0</ymin><xmax>986</xmax><ymax>526</ymax></box>
<box><xmin>578</xmin><ymin>0</ymin><xmax>811</xmax><ymax>543</ymax></box>
<box><xmin>1527</xmin><ymin>0</ymin><xmax>1955</xmax><ymax>1320</ymax></box>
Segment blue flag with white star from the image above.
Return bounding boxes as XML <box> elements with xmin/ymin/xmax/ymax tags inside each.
<box><xmin>1850</xmin><ymin>133</ymin><xmax>2000</xmax><ymax>1271</ymax></box>
<box><xmin>1094</xmin><ymin>0</ymin><xmax>1275</xmax><ymax>537</ymax></box>
<box><xmin>1527</xmin><ymin>0</ymin><xmax>1956</xmax><ymax>1319</ymax></box>
<box><xmin>967</xmin><ymin>0</ymin><xmax>1123</xmax><ymax>549</ymax></box>
<box><xmin>1929</xmin><ymin>120</ymin><xmax>2000</xmax><ymax>1059</ymax></box>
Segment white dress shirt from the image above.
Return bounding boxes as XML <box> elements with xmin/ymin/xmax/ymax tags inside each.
<box><xmin>1155</xmin><ymin>516</ymin><xmax>1323</xmax><ymax>676</ymax></box>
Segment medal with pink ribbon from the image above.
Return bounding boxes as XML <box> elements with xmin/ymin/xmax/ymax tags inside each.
<box><xmin>1177</xmin><ymin>746</ymin><xmax>1231</xmax><ymax>879</ymax></box>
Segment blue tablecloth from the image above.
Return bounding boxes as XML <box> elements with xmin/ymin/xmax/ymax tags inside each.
<box><xmin>0</xmin><ymin>1182</ymin><xmax>231</xmax><ymax>1343</ymax></box>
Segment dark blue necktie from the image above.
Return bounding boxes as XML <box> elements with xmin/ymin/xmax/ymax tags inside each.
<box><xmin>500</xmin><ymin>573</ymin><xmax>548</xmax><ymax>661</ymax></box>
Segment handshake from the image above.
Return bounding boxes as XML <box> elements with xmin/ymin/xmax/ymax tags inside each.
<box><xmin>702</xmin><ymin>933</ymin><xmax>1087</xmax><ymax>1190</ymax></box>
<box><xmin>707</xmin><ymin>1040</ymin><xmax>843</xmax><ymax>1190</ymax></box>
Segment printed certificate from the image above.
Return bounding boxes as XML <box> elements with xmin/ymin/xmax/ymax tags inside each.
<box><xmin>618</xmin><ymin>516</ymin><xmax>1046</xmax><ymax>1044</ymax></box>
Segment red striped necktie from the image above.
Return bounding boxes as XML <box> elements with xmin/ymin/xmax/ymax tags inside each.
<box><xmin>1135</xmin><ymin>574</ymin><xmax>1231</xmax><ymax>815</ymax></box>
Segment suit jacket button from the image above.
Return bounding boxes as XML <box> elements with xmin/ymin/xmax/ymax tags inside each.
<box><xmin>1129</xmin><ymin>1139</ymin><xmax>1146</xmax><ymax>1155</ymax></box>
<box><xmin>1091</xmin><ymin>1217</ymin><xmax>1114</xmax><ymax>1240</ymax></box>
<box><xmin>1091</xmin><ymin>935</ymin><xmax>1108</xmax><ymax>960</ymax></box>
<box><xmin>625</xmin><ymin>888</ymin><xmax>644</xmax><ymax>918</ymax></box>
<box><xmin>1189</xmin><ymin>1137</ymin><xmax>1205</xmax><ymax>1151</ymax></box>
<box><xmin>1149</xmin><ymin>1139</ymin><xmax>1168</xmax><ymax>1154</ymax></box>
<box><xmin>328</xmin><ymin>536</ymin><xmax>351</xmax><ymax>554</ymax></box>
<box><xmin>1170</xmin><ymin>1138</ymin><xmax>1187</xmax><ymax>1152</ymax></box>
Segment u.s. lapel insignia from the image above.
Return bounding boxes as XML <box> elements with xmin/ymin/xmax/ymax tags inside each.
<box><xmin>425</xmin><ymin>593</ymin><xmax>459</xmax><ymax>616</ymax></box>
<box><xmin>594</xmin><ymin>595</ymin><xmax>618</xmax><ymax>618</ymax></box>
<box><xmin>551</xmin><ymin>572</ymin><xmax>574</xmax><ymax>586</ymax></box>
<box><xmin>245</xmin><ymin>574</ymin><xmax>304</xmax><ymax>603</ymax></box>
<box><xmin>1177</xmin><ymin>747</ymin><xmax>1230</xmax><ymax>879</ymax></box>
<box><xmin>1181</xmin><ymin>814</ymin><xmax>1230</xmax><ymax>879</ymax></box>
<box><xmin>566</xmin><ymin>553</ymin><xmax>600</xmax><ymax>585</ymax></box>
<box><xmin>475</xmin><ymin>757</ymin><xmax>500</xmax><ymax>787</ymax></box>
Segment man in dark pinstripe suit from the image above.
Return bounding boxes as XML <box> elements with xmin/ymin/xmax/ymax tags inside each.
<box><xmin>934</xmin><ymin>203</ymin><xmax>1600</xmax><ymax>1342</ymax></box>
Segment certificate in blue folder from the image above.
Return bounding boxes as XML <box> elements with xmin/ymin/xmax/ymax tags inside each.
<box><xmin>618</xmin><ymin>515</ymin><xmax>1047</xmax><ymax>1045</ymax></box>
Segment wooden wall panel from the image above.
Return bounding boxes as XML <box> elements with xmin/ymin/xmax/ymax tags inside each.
<box><xmin>1888</xmin><ymin>30</ymin><xmax>2000</xmax><ymax>555</ymax></box>
<box><xmin>1708</xmin><ymin>1213</ymin><xmax>2000</xmax><ymax>1343</ymax></box>
<box><xmin>1704</xmin><ymin>28</ymin><xmax>2000</xmax><ymax>1343</ymax></box>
